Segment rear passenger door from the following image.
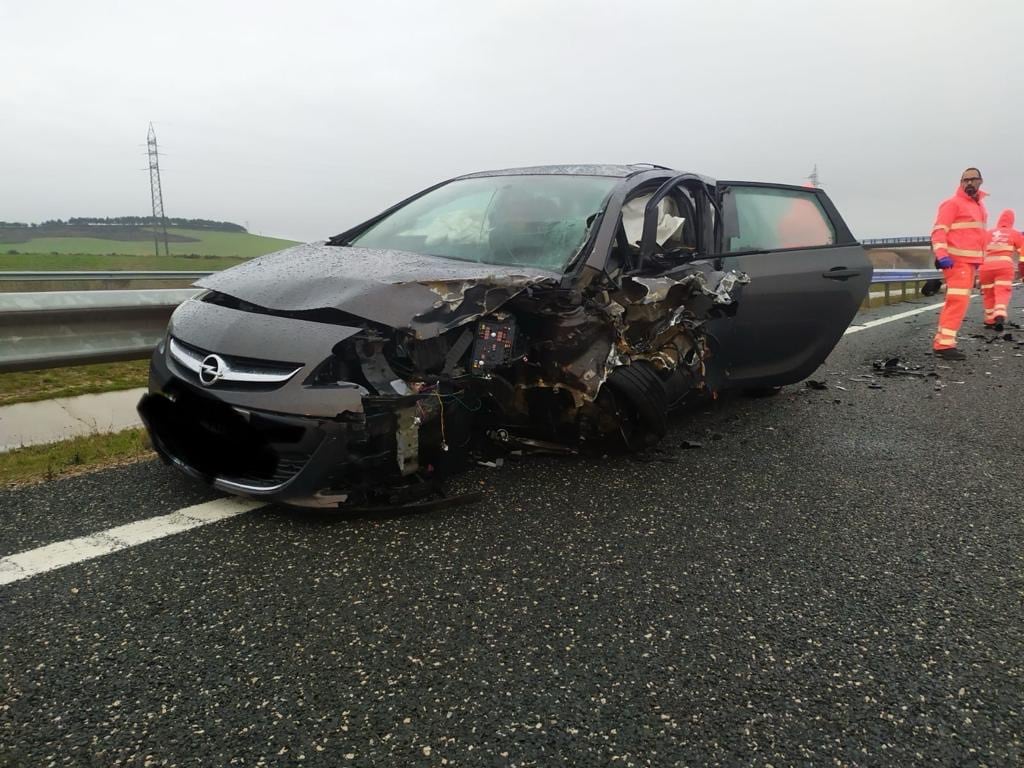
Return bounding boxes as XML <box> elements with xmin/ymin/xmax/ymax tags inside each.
<box><xmin>708</xmin><ymin>182</ymin><xmax>871</xmax><ymax>390</ymax></box>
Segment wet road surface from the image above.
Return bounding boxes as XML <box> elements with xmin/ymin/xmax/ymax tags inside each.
<box><xmin>2</xmin><ymin>297</ymin><xmax>1022</xmax><ymax>767</ymax></box>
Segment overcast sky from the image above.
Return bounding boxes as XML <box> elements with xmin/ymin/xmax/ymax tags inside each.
<box><xmin>3</xmin><ymin>0</ymin><xmax>1022</xmax><ymax>241</ymax></box>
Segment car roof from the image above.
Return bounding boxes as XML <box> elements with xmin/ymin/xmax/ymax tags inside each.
<box><xmin>455</xmin><ymin>164</ymin><xmax>673</xmax><ymax>180</ymax></box>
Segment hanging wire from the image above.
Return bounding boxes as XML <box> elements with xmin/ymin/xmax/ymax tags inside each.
<box><xmin>435</xmin><ymin>389</ymin><xmax>448</xmax><ymax>451</ymax></box>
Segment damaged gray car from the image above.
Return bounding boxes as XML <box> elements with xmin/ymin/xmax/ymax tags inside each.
<box><xmin>139</xmin><ymin>164</ymin><xmax>871</xmax><ymax>507</ymax></box>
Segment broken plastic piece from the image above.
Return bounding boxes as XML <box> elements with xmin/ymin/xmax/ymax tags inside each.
<box><xmin>871</xmin><ymin>357</ymin><xmax>925</xmax><ymax>377</ymax></box>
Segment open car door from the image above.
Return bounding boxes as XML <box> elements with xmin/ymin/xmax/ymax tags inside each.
<box><xmin>707</xmin><ymin>182</ymin><xmax>871</xmax><ymax>390</ymax></box>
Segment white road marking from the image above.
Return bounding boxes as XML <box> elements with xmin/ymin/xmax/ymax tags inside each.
<box><xmin>843</xmin><ymin>299</ymin><xmax>954</xmax><ymax>335</ymax></box>
<box><xmin>0</xmin><ymin>497</ymin><xmax>264</xmax><ymax>586</ymax></box>
<box><xmin>0</xmin><ymin>293</ymin><xmax>1002</xmax><ymax>586</ymax></box>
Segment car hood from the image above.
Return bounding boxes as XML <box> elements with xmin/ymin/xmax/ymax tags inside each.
<box><xmin>196</xmin><ymin>242</ymin><xmax>561</xmax><ymax>337</ymax></box>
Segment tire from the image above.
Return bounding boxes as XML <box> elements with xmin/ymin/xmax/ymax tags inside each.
<box><xmin>605</xmin><ymin>361</ymin><xmax>668</xmax><ymax>449</ymax></box>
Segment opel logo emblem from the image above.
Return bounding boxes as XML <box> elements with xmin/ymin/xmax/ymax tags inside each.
<box><xmin>199</xmin><ymin>354</ymin><xmax>226</xmax><ymax>386</ymax></box>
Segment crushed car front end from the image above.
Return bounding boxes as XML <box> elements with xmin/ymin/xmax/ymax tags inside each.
<box><xmin>140</xmin><ymin>166</ymin><xmax>749</xmax><ymax>507</ymax></box>
<box><xmin>142</xmin><ymin>295</ymin><xmax>409</xmax><ymax>507</ymax></box>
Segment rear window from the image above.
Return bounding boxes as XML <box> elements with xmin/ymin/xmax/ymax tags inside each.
<box><xmin>725</xmin><ymin>187</ymin><xmax>835</xmax><ymax>251</ymax></box>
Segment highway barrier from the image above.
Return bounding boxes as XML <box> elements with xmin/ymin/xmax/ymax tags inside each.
<box><xmin>0</xmin><ymin>267</ymin><xmax>945</xmax><ymax>373</ymax></box>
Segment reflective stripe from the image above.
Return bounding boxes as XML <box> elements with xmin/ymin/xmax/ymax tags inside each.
<box><xmin>995</xmin><ymin>306</ymin><xmax>1007</xmax><ymax>312</ymax></box>
<box><xmin>946</xmin><ymin>287</ymin><xmax>971</xmax><ymax>296</ymax></box>
<box><xmin>987</xmin><ymin>244</ymin><xmax>1015</xmax><ymax>251</ymax></box>
<box><xmin>985</xmin><ymin>256</ymin><xmax>1015</xmax><ymax>264</ymax></box>
<box><xmin>980</xmin><ymin>283</ymin><xmax>995</xmax><ymax>289</ymax></box>
<box><xmin>994</xmin><ymin>280</ymin><xmax>1014</xmax><ymax>287</ymax></box>
<box><xmin>946</xmin><ymin>246</ymin><xmax>985</xmax><ymax>258</ymax></box>
<box><xmin>938</xmin><ymin>328</ymin><xmax>958</xmax><ymax>337</ymax></box>
<box><xmin>950</xmin><ymin>221</ymin><xmax>985</xmax><ymax>229</ymax></box>
<box><xmin>932</xmin><ymin>223</ymin><xmax>950</xmax><ymax>233</ymax></box>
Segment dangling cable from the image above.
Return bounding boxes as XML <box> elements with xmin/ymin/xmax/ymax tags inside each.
<box><xmin>435</xmin><ymin>389</ymin><xmax>448</xmax><ymax>452</ymax></box>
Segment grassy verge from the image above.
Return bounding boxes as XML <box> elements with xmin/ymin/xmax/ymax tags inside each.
<box><xmin>0</xmin><ymin>252</ymin><xmax>251</xmax><ymax>271</ymax></box>
<box><xmin>0</xmin><ymin>228</ymin><xmax>298</xmax><ymax>259</ymax></box>
<box><xmin>0</xmin><ymin>360</ymin><xmax>150</xmax><ymax>407</ymax></box>
<box><xmin>0</xmin><ymin>428</ymin><xmax>154</xmax><ymax>488</ymax></box>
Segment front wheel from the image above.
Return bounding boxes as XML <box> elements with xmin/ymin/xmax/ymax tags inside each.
<box><xmin>604</xmin><ymin>361</ymin><xmax>669</xmax><ymax>450</ymax></box>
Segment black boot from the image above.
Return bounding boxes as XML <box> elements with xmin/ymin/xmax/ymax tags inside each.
<box><xmin>934</xmin><ymin>347</ymin><xmax>967</xmax><ymax>361</ymax></box>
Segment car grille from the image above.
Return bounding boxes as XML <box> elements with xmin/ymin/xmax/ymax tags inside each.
<box><xmin>168</xmin><ymin>337</ymin><xmax>304</xmax><ymax>390</ymax></box>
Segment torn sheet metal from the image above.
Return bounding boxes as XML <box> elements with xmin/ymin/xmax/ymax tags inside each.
<box><xmin>624</xmin><ymin>269</ymin><xmax>750</xmax><ymax>306</ymax></box>
<box><xmin>197</xmin><ymin>242</ymin><xmax>558</xmax><ymax>336</ymax></box>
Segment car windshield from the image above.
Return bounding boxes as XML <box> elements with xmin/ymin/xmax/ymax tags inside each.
<box><xmin>348</xmin><ymin>175</ymin><xmax>617</xmax><ymax>272</ymax></box>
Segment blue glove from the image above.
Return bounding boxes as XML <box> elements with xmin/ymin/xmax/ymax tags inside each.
<box><xmin>935</xmin><ymin>256</ymin><xmax>954</xmax><ymax>269</ymax></box>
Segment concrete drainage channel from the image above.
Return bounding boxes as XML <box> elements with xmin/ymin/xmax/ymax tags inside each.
<box><xmin>0</xmin><ymin>388</ymin><xmax>147</xmax><ymax>453</ymax></box>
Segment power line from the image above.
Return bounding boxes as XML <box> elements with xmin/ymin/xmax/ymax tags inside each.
<box><xmin>147</xmin><ymin>123</ymin><xmax>169</xmax><ymax>257</ymax></box>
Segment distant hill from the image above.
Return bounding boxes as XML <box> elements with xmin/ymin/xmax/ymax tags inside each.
<box><xmin>0</xmin><ymin>218</ymin><xmax>299</xmax><ymax>259</ymax></box>
<box><xmin>0</xmin><ymin>216</ymin><xmax>248</xmax><ymax>238</ymax></box>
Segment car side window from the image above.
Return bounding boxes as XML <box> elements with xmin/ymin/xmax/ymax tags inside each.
<box><xmin>724</xmin><ymin>187</ymin><xmax>835</xmax><ymax>252</ymax></box>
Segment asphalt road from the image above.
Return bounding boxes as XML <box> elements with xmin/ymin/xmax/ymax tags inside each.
<box><xmin>2</xmin><ymin>296</ymin><xmax>1022</xmax><ymax>767</ymax></box>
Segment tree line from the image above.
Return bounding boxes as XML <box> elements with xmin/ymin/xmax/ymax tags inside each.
<box><xmin>0</xmin><ymin>217</ymin><xmax>246</xmax><ymax>232</ymax></box>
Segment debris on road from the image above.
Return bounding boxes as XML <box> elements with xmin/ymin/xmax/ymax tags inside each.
<box><xmin>805</xmin><ymin>380</ymin><xmax>828</xmax><ymax>390</ymax></box>
<box><xmin>872</xmin><ymin>357</ymin><xmax>926</xmax><ymax>377</ymax></box>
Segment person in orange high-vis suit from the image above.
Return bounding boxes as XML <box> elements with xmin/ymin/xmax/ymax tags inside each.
<box><xmin>930</xmin><ymin>168</ymin><xmax>989</xmax><ymax>360</ymax></box>
<box><xmin>979</xmin><ymin>209</ymin><xmax>1024</xmax><ymax>330</ymax></box>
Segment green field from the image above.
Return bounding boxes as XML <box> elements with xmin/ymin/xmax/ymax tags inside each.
<box><xmin>0</xmin><ymin>252</ymin><xmax>256</xmax><ymax>271</ymax></box>
<box><xmin>1</xmin><ymin>228</ymin><xmax>297</xmax><ymax>261</ymax></box>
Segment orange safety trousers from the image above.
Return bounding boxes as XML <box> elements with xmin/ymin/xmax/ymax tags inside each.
<box><xmin>933</xmin><ymin>260</ymin><xmax>976</xmax><ymax>350</ymax></box>
<box><xmin>978</xmin><ymin>261</ymin><xmax>1014</xmax><ymax>325</ymax></box>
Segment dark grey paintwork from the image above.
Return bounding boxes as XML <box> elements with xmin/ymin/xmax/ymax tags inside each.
<box><xmin>196</xmin><ymin>243</ymin><xmax>559</xmax><ymax>333</ymax></box>
<box><xmin>167</xmin><ymin>300</ymin><xmax>365</xmax><ymax>416</ymax></box>
<box><xmin>456</xmin><ymin>164</ymin><xmax>646</xmax><ymax>179</ymax></box>
<box><xmin>143</xmin><ymin>163</ymin><xmax>871</xmax><ymax>506</ymax></box>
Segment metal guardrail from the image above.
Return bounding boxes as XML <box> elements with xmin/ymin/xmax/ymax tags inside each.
<box><xmin>871</xmin><ymin>268</ymin><xmax>941</xmax><ymax>283</ymax></box>
<box><xmin>0</xmin><ymin>268</ymin><xmax>943</xmax><ymax>374</ymax></box>
<box><xmin>862</xmin><ymin>236</ymin><xmax>932</xmax><ymax>247</ymax></box>
<box><xmin>0</xmin><ymin>289</ymin><xmax>198</xmax><ymax>373</ymax></box>
<box><xmin>0</xmin><ymin>270</ymin><xmax>212</xmax><ymax>282</ymax></box>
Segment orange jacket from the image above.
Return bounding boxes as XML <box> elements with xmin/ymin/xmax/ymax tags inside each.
<box><xmin>985</xmin><ymin>208</ymin><xmax>1024</xmax><ymax>277</ymax></box>
<box><xmin>931</xmin><ymin>186</ymin><xmax>989</xmax><ymax>264</ymax></box>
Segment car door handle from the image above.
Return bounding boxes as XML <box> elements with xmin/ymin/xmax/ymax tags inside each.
<box><xmin>822</xmin><ymin>268</ymin><xmax>861</xmax><ymax>280</ymax></box>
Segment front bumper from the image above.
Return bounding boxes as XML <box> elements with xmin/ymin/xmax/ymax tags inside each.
<box><xmin>142</xmin><ymin>347</ymin><xmax>425</xmax><ymax>508</ymax></box>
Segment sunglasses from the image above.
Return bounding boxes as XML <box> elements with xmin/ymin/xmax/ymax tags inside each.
<box><xmin>961</xmin><ymin>177</ymin><xmax>982</xmax><ymax>184</ymax></box>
